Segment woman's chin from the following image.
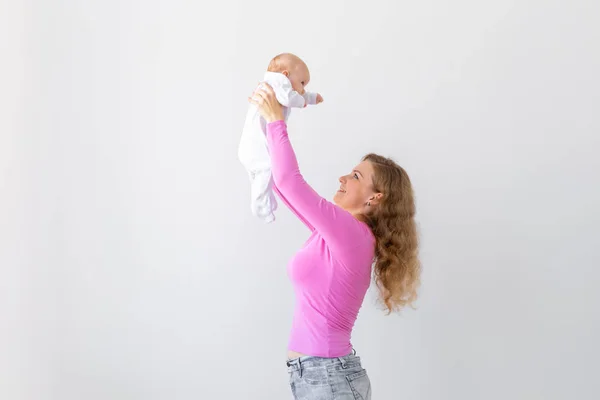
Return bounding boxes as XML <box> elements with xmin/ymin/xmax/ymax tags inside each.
<box><xmin>333</xmin><ymin>193</ymin><xmax>343</xmax><ymax>206</ymax></box>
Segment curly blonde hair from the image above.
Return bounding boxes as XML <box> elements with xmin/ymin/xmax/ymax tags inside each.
<box><xmin>360</xmin><ymin>153</ymin><xmax>421</xmax><ymax>314</ymax></box>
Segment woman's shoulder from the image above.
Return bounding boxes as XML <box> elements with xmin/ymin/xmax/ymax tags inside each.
<box><xmin>329</xmin><ymin>213</ymin><xmax>376</xmax><ymax>254</ymax></box>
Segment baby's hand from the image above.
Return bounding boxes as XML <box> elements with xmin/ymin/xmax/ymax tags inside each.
<box><xmin>316</xmin><ymin>94</ymin><xmax>324</xmax><ymax>104</ymax></box>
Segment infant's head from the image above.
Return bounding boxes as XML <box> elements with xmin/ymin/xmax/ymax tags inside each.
<box><xmin>267</xmin><ymin>53</ymin><xmax>310</xmax><ymax>95</ymax></box>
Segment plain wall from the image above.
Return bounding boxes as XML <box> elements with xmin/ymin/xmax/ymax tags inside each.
<box><xmin>1</xmin><ymin>0</ymin><xmax>599</xmax><ymax>399</ymax></box>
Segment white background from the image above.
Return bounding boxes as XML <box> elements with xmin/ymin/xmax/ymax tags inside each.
<box><xmin>1</xmin><ymin>1</ymin><xmax>599</xmax><ymax>399</ymax></box>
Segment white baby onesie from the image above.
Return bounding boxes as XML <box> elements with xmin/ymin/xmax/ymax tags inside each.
<box><xmin>238</xmin><ymin>71</ymin><xmax>318</xmax><ymax>223</ymax></box>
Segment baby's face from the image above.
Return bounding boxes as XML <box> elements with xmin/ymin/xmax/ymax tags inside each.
<box><xmin>286</xmin><ymin>62</ymin><xmax>310</xmax><ymax>95</ymax></box>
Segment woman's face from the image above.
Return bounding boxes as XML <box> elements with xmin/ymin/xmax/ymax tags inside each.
<box><xmin>334</xmin><ymin>160</ymin><xmax>379</xmax><ymax>214</ymax></box>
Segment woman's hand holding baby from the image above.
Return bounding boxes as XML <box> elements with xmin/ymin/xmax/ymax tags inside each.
<box><xmin>249</xmin><ymin>83</ymin><xmax>285</xmax><ymax>123</ymax></box>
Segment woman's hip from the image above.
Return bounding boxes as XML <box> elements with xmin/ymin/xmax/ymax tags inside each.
<box><xmin>286</xmin><ymin>353</ymin><xmax>371</xmax><ymax>400</ymax></box>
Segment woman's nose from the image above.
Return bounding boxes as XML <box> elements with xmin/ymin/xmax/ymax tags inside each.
<box><xmin>339</xmin><ymin>176</ymin><xmax>346</xmax><ymax>183</ymax></box>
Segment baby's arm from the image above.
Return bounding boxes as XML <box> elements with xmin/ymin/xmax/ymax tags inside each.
<box><xmin>263</xmin><ymin>82</ymin><xmax>306</xmax><ymax>108</ymax></box>
<box><xmin>261</xmin><ymin>79</ymin><xmax>321</xmax><ymax>109</ymax></box>
<box><xmin>285</xmin><ymin>91</ymin><xmax>307</xmax><ymax>108</ymax></box>
<box><xmin>303</xmin><ymin>92</ymin><xmax>323</xmax><ymax>106</ymax></box>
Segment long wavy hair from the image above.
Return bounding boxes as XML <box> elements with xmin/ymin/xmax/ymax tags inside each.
<box><xmin>359</xmin><ymin>153</ymin><xmax>421</xmax><ymax>314</ymax></box>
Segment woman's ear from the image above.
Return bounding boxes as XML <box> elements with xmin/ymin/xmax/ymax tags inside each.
<box><xmin>369</xmin><ymin>193</ymin><xmax>384</xmax><ymax>205</ymax></box>
<box><xmin>282</xmin><ymin>70</ymin><xmax>289</xmax><ymax>77</ymax></box>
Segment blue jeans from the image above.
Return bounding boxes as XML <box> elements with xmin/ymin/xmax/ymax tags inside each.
<box><xmin>287</xmin><ymin>353</ymin><xmax>372</xmax><ymax>399</ymax></box>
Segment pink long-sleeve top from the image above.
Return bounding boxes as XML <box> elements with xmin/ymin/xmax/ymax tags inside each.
<box><xmin>266</xmin><ymin>120</ymin><xmax>376</xmax><ymax>358</ymax></box>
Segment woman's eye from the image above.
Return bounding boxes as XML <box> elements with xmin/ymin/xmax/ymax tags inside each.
<box><xmin>354</xmin><ymin>173</ymin><xmax>359</xmax><ymax>179</ymax></box>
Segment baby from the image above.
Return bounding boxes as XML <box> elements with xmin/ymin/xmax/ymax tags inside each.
<box><xmin>238</xmin><ymin>53</ymin><xmax>323</xmax><ymax>223</ymax></box>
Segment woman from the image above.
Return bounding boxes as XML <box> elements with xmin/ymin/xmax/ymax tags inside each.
<box><xmin>249</xmin><ymin>84</ymin><xmax>421</xmax><ymax>400</ymax></box>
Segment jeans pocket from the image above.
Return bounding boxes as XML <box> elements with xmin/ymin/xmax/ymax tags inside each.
<box><xmin>345</xmin><ymin>369</ymin><xmax>371</xmax><ymax>400</ymax></box>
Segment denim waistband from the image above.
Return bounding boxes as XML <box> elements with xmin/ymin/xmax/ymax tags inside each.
<box><xmin>286</xmin><ymin>350</ymin><xmax>360</xmax><ymax>370</ymax></box>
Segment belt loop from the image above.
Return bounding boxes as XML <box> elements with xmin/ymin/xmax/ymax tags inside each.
<box><xmin>352</xmin><ymin>348</ymin><xmax>357</xmax><ymax>356</ymax></box>
<box><xmin>299</xmin><ymin>358</ymin><xmax>303</xmax><ymax>378</ymax></box>
<box><xmin>339</xmin><ymin>357</ymin><xmax>348</xmax><ymax>369</ymax></box>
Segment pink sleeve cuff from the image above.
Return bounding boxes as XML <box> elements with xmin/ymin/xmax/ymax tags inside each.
<box><xmin>267</xmin><ymin>120</ymin><xmax>287</xmax><ymax>131</ymax></box>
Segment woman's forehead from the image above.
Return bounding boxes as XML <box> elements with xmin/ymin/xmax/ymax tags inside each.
<box><xmin>353</xmin><ymin>160</ymin><xmax>374</xmax><ymax>178</ymax></box>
